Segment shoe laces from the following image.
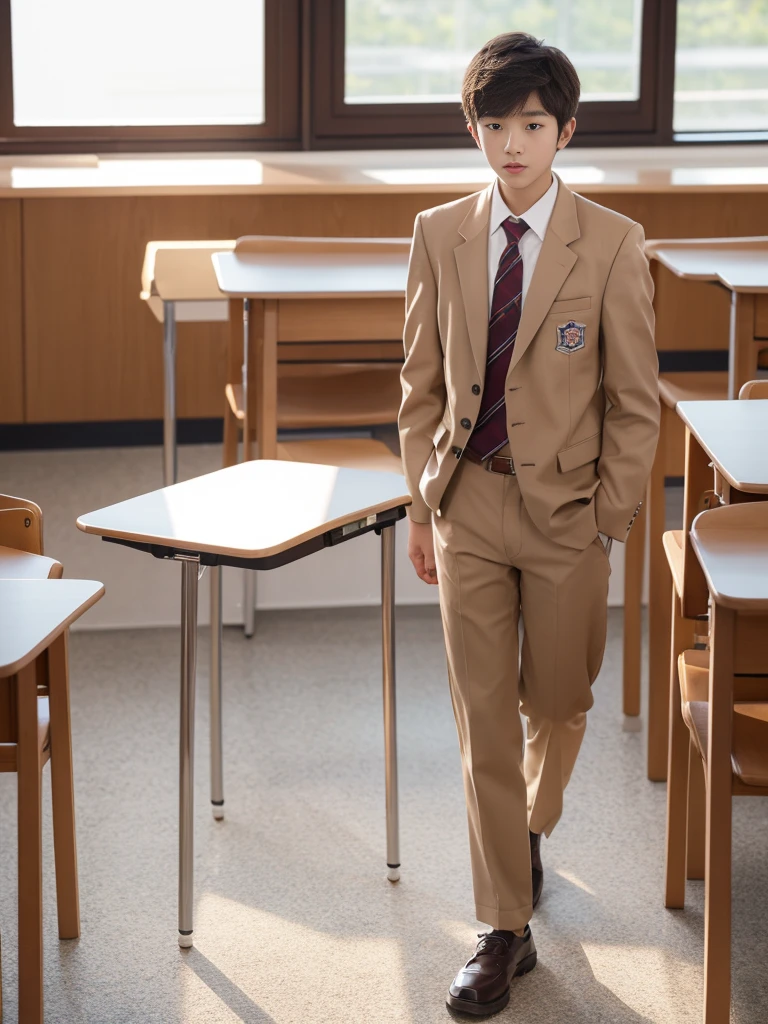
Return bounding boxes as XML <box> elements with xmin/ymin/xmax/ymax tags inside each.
<box><xmin>472</xmin><ymin>932</ymin><xmax>509</xmax><ymax>958</ymax></box>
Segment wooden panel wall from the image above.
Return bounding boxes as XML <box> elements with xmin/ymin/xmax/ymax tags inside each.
<box><xmin>15</xmin><ymin>188</ymin><xmax>768</xmax><ymax>423</ymax></box>
<box><xmin>0</xmin><ymin>200</ymin><xmax>24</xmax><ymax>423</ymax></box>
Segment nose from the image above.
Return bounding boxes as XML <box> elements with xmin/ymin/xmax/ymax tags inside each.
<box><xmin>505</xmin><ymin>132</ymin><xmax>524</xmax><ymax>156</ymax></box>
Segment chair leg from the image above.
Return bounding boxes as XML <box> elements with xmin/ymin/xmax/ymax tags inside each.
<box><xmin>222</xmin><ymin>404</ymin><xmax>239</xmax><ymax>469</ymax></box>
<box><xmin>664</xmin><ymin>587</ymin><xmax>692</xmax><ymax>908</ymax></box>
<box><xmin>622</xmin><ymin>499</ymin><xmax>645</xmax><ymax>723</ymax></box>
<box><xmin>686</xmin><ymin>744</ymin><xmax>706</xmax><ymax>881</ymax></box>
<box><xmin>648</xmin><ymin>407</ymin><xmax>671</xmax><ymax>780</ymax></box>
<box><xmin>16</xmin><ymin>660</ymin><xmax>44</xmax><ymax>1024</ymax></box>
<box><xmin>703</xmin><ymin>603</ymin><xmax>734</xmax><ymax>1024</ymax></box>
<box><xmin>47</xmin><ymin>632</ymin><xmax>81</xmax><ymax>939</ymax></box>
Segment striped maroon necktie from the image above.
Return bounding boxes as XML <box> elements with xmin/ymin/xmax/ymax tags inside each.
<box><xmin>467</xmin><ymin>216</ymin><xmax>528</xmax><ymax>460</ymax></box>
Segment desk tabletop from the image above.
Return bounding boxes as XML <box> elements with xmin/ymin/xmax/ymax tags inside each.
<box><xmin>0</xmin><ymin>579</ymin><xmax>104</xmax><ymax>677</ymax></box>
<box><xmin>645</xmin><ymin>236</ymin><xmax>768</xmax><ymax>293</ymax></box>
<box><xmin>76</xmin><ymin>459</ymin><xmax>410</xmax><ymax>560</ymax></box>
<box><xmin>213</xmin><ymin>250</ymin><xmax>409</xmax><ymax>299</ymax></box>
<box><xmin>677</xmin><ymin>399</ymin><xmax>768</xmax><ymax>492</ymax></box>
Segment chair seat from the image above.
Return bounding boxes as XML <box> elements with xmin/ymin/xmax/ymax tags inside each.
<box><xmin>0</xmin><ymin>545</ymin><xmax>62</xmax><ymax>580</ymax></box>
<box><xmin>276</xmin><ymin>438</ymin><xmax>401</xmax><ymax>473</ymax></box>
<box><xmin>227</xmin><ymin>364</ymin><xmax>402</xmax><ymax>429</ymax></box>
<box><xmin>662</xmin><ymin>530</ymin><xmax>685</xmax><ymax>598</ymax></box>
<box><xmin>0</xmin><ymin>694</ymin><xmax>50</xmax><ymax>773</ymax></box>
<box><xmin>685</xmin><ymin>698</ymin><xmax>768</xmax><ymax>788</ymax></box>
<box><xmin>678</xmin><ymin>649</ymin><xmax>768</xmax><ymax>705</ymax></box>
<box><xmin>658</xmin><ymin>371</ymin><xmax>728</xmax><ymax>409</ymax></box>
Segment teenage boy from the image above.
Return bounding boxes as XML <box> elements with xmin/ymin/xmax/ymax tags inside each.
<box><xmin>398</xmin><ymin>31</ymin><xmax>660</xmax><ymax>1018</ymax></box>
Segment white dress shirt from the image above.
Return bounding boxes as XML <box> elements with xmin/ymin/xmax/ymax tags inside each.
<box><xmin>487</xmin><ymin>172</ymin><xmax>558</xmax><ymax>317</ymax></box>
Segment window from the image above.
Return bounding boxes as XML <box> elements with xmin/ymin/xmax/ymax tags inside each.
<box><xmin>344</xmin><ymin>0</ymin><xmax>645</xmax><ymax>105</ymax></box>
<box><xmin>11</xmin><ymin>0</ymin><xmax>266</xmax><ymax>127</ymax></box>
<box><xmin>674</xmin><ymin>0</ymin><xmax>768</xmax><ymax>134</ymax></box>
<box><xmin>0</xmin><ymin>0</ymin><xmax>299</xmax><ymax>150</ymax></box>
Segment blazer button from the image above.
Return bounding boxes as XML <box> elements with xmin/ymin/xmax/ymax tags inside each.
<box><xmin>451</xmin><ymin>446</ymin><xmax>463</xmax><ymax>458</ymax></box>
<box><xmin>460</xmin><ymin>417</ymin><xmax>472</xmax><ymax>430</ymax></box>
<box><xmin>472</xmin><ymin>384</ymin><xmax>480</xmax><ymax>395</ymax></box>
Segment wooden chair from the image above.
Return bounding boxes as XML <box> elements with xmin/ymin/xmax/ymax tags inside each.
<box><xmin>623</xmin><ymin>370</ymin><xmax>728</xmax><ymax>754</ymax></box>
<box><xmin>0</xmin><ymin>496</ymin><xmax>81</xmax><ymax>1023</ymax></box>
<box><xmin>221</xmin><ymin>234</ymin><xmax>408</xmax><ymax>470</ymax></box>
<box><xmin>665</xmin><ymin>500</ymin><xmax>768</xmax><ymax>1023</ymax></box>
<box><xmin>640</xmin><ymin>375</ymin><xmax>768</xmax><ymax>779</ymax></box>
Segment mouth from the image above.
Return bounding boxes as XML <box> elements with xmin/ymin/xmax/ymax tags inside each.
<box><xmin>503</xmin><ymin>163</ymin><xmax>526</xmax><ymax>172</ymax></box>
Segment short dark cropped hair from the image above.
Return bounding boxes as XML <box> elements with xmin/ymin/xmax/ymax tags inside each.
<box><xmin>461</xmin><ymin>32</ymin><xmax>580</xmax><ymax>136</ymax></box>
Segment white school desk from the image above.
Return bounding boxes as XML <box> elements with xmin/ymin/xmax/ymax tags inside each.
<box><xmin>677</xmin><ymin>399</ymin><xmax>768</xmax><ymax>495</ymax></box>
<box><xmin>212</xmin><ymin>248</ymin><xmax>410</xmax><ymax>461</ymax></box>
<box><xmin>77</xmin><ymin>458</ymin><xmax>410</xmax><ymax>948</ymax></box>
<box><xmin>646</xmin><ymin>237</ymin><xmax>768</xmax><ymax>401</ymax></box>
<box><xmin>140</xmin><ymin>241</ymin><xmax>235</xmax><ymax>486</ymax></box>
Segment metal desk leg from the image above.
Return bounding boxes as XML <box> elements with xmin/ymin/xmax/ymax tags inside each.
<box><xmin>178</xmin><ymin>558</ymin><xmax>199</xmax><ymax>948</ymax></box>
<box><xmin>163</xmin><ymin>301</ymin><xmax>178</xmax><ymax>487</ymax></box>
<box><xmin>381</xmin><ymin>525</ymin><xmax>400</xmax><ymax>882</ymax></box>
<box><xmin>210</xmin><ymin>565</ymin><xmax>224</xmax><ymax>820</ymax></box>
<box><xmin>243</xmin><ymin>570</ymin><xmax>256</xmax><ymax>638</ymax></box>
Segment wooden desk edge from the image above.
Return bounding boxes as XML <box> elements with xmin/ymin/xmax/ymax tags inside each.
<box><xmin>75</xmin><ymin>496</ymin><xmax>411</xmax><ymax>561</ymax></box>
<box><xmin>676</xmin><ymin>405</ymin><xmax>768</xmax><ymax>495</ymax></box>
<box><xmin>0</xmin><ymin>579</ymin><xmax>105</xmax><ymax>677</ymax></box>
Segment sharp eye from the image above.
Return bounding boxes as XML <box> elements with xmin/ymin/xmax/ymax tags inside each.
<box><xmin>485</xmin><ymin>123</ymin><xmax>501</xmax><ymax>130</ymax></box>
<box><xmin>527</xmin><ymin>123</ymin><xmax>542</xmax><ymax>130</ymax></box>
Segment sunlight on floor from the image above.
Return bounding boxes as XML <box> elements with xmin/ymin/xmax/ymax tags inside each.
<box><xmin>184</xmin><ymin>893</ymin><xmax>411</xmax><ymax>1023</ymax></box>
<box><xmin>581</xmin><ymin>941</ymin><xmax>701</xmax><ymax>1020</ymax></box>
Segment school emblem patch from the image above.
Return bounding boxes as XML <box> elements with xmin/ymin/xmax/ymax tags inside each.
<box><xmin>555</xmin><ymin>320</ymin><xmax>586</xmax><ymax>354</ymax></box>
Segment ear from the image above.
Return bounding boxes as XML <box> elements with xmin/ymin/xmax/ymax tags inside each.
<box><xmin>467</xmin><ymin>122</ymin><xmax>481</xmax><ymax>149</ymax></box>
<box><xmin>557</xmin><ymin>117</ymin><xmax>576</xmax><ymax>150</ymax></box>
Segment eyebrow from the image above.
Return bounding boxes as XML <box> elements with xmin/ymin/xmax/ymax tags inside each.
<box><xmin>482</xmin><ymin>109</ymin><xmax>551</xmax><ymax>120</ymax></box>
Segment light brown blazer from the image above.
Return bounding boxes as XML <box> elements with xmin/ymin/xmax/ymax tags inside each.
<box><xmin>398</xmin><ymin>171</ymin><xmax>660</xmax><ymax>548</ymax></box>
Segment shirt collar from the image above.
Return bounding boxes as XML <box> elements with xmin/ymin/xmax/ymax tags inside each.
<box><xmin>489</xmin><ymin>172</ymin><xmax>559</xmax><ymax>243</ymax></box>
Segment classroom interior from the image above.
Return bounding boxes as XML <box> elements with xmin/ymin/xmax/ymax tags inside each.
<box><xmin>1</xmin><ymin>2</ymin><xmax>768</xmax><ymax>1022</ymax></box>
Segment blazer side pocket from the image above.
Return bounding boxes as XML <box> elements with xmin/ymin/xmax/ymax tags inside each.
<box><xmin>557</xmin><ymin>431</ymin><xmax>602</xmax><ymax>473</ymax></box>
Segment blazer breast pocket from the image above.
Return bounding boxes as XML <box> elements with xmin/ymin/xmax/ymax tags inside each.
<box><xmin>548</xmin><ymin>296</ymin><xmax>592</xmax><ymax>315</ymax></box>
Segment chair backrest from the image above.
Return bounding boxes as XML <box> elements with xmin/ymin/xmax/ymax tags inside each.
<box><xmin>738</xmin><ymin>379</ymin><xmax>768</xmax><ymax>400</ymax></box>
<box><xmin>691</xmin><ymin>502</ymin><xmax>768</xmax><ymax>675</ymax></box>
<box><xmin>0</xmin><ymin>495</ymin><xmax>62</xmax><ymax>578</ymax></box>
<box><xmin>0</xmin><ymin>494</ymin><xmax>44</xmax><ymax>555</ymax></box>
<box><xmin>233</xmin><ymin>235</ymin><xmax>411</xmax><ymax>256</ymax></box>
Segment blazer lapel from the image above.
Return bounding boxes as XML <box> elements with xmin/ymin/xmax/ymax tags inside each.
<box><xmin>507</xmin><ymin>173</ymin><xmax>581</xmax><ymax>375</ymax></box>
<box><xmin>454</xmin><ymin>183</ymin><xmax>494</xmax><ymax>378</ymax></box>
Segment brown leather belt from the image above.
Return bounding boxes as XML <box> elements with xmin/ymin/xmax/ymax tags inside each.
<box><xmin>462</xmin><ymin>447</ymin><xmax>516</xmax><ymax>475</ymax></box>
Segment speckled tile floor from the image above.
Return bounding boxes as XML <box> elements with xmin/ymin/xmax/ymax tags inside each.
<box><xmin>1</xmin><ymin>605</ymin><xmax>766</xmax><ymax>1023</ymax></box>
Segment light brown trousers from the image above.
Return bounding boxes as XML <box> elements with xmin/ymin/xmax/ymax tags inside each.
<box><xmin>433</xmin><ymin>446</ymin><xmax>611</xmax><ymax>931</ymax></box>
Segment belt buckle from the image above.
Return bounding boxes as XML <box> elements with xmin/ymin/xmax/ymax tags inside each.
<box><xmin>486</xmin><ymin>454</ymin><xmax>515</xmax><ymax>476</ymax></box>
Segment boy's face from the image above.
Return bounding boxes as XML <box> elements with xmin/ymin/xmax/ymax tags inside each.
<box><xmin>467</xmin><ymin>92</ymin><xmax>575</xmax><ymax>196</ymax></box>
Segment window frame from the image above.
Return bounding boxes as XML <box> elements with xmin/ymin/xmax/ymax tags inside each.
<box><xmin>311</xmin><ymin>0</ymin><xmax>668</xmax><ymax>148</ymax></box>
<box><xmin>0</xmin><ymin>0</ymin><xmax>764</xmax><ymax>154</ymax></box>
<box><xmin>0</xmin><ymin>0</ymin><xmax>302</xmax><ymax>153</ymax></box>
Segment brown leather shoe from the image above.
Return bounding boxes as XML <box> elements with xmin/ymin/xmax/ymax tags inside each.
<box><xmin>530</xmin><ymin>830</ymin><xmax>543</xmax><ymax>909</ymax></box>
<box><xmin>446</xmin><ymin>926</ymin><xmax>537</xmax><ymax>1016</ymax></box>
